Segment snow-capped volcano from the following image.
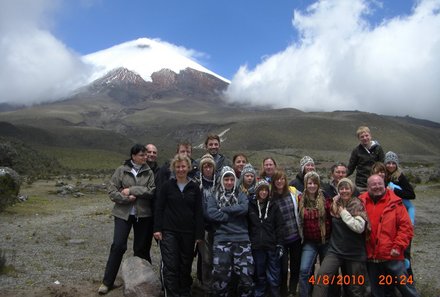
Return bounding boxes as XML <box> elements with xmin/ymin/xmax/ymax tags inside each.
<box><xmin>82</xmin><ymin>38</ymin><xmax>230</xmax><ymax>84</ymax></box>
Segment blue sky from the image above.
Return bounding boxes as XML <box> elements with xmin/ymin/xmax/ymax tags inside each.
<box><xmin>1</xmin><ymin>0</ymin><xmax>439</xmax><ymax>122</ymax></box>
<box><xmin>53</xmin><ymin>0</ymin><xmax>414</xmax><ymax>79</ymax></box>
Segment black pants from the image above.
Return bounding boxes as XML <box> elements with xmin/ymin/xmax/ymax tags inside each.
<box><xmin>102</xmin><ymin>215</ymin><xmax>154</xmax><ymax>286</ymax></box>
<box><xmin>160</xmin><ymin>230</ymin><xmax>195</xmax><ymax>297</ymax></box>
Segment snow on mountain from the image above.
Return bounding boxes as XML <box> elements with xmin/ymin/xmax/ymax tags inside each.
<box><xmin>82</xmin><ymin>38</ymin><xmax>230</xmax><ymax>84</ymax></box>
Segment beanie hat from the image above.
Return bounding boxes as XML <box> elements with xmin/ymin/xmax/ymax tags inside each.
<box><xmin>337</xmin><ymin>178</ymin><xmax>355</xmax><ymax>192</ymax></box>
<box><xmin>384</xmin><ymin>151</ymin><xmax>399</xmax><ymax>167</ymax></box>
<box><xmin>300</xmin><ymin>156</ymin><xmax>315</xmax><ymax>173</ymax></box>
<box><xmin>200</xmin><ymin>153</ymin><xmax>216</xmax><ymax>170</ymax></box>
<box><xmin>304</xmin><ymin>171</ymin><xmax>320</xmax><ymax>187</ymax></box>
<box><xmin>241</xmin><ymin>163</ymin><xmax>256</xmax><ymax>177</ymax></box>
<box><xmin>255</xmin><ymin>179</ymin><xmax>270</xmax><ymax>193</ymax></box>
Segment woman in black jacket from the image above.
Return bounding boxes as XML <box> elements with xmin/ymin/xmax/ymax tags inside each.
<box><xmin>153</xmin><ymin>154</ymin><xmax>204</xmax><ymax>297</ymax></box>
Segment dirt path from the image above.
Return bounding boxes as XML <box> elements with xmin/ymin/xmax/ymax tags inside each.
<box><xmin>1</xmin><ymin>180</ymin><xmax>439</xmax><ymax>296</ymax></box>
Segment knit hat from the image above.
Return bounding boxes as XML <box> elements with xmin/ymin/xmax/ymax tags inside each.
<box><xmin>384</xmin><ymin>151</ymin><xmax>399</xmax><ymax>167</ymax></box>
<box><xmin>337</xmin><ymin>178</ymin><xmax>355</xmax><ymax>192</ymax></box>
<box><xmin>241</xmin><ymin>163</ymin><xmax>256</xmax><ymax>177</ymax></box>
<box><xmin>255</xmin><ymin>179</ymin><xmax>270</xmax><ymax>193</ymax></box>
<box><xmin>300</xmin><ymin>156</ymin><xmax>315</xmax><ymax>173</ymax></box>
<box><xmin>200</xmin><ymin>153</ymin><xmax>216</xmax><ymax>170</ymax></box>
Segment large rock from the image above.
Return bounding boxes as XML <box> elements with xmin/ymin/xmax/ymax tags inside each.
<box><xmin>121</xmin><ymin>256</ymin><xmax>162</xmax><ymax>297</ymax></box>
<box><xmin>0</xmin><ymin>167</ymin><xmax>21</xmax><ymax>212</ymax></box>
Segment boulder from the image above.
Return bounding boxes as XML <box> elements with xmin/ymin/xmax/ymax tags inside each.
<box><xmin>121</xmin><ymin>256</ymin><xmax>162</xmax><ymax>297</ymax></box>
<box><xmin>0</xmin><ymin>167</ymin><xmax>21</xmax><ymax>212</ymax></box>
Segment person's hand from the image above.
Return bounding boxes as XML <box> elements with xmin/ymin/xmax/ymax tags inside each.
<box><xmin>390</xmin><ymin>248</ymin><xmax>400</xmax><ymax>257</ymax></box>
<box><xmin>276</xmin><ymin>245</ymin><xmax>284</xmax><ymax>260</ymax></box>
<box><xmin>127</xmin><ymin>195</ymin><xmax>136</xmax><ymax>202</ymax></box>
<box><xmin>153</xmin><ymin>232</ymin><xmax>162</xmax><ymax>241</ymax></box>
<box><xmin>121</xmin><ymin>188</ymin><xmax>130</xmax><ymax>196</ymax></box>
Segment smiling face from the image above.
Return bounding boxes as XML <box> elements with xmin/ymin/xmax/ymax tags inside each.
<box><xmin>233</xmin><ymin>156</ymin><xmax>247</xmax><ymax>173</ymax></box>
<box><xmin>177</xmin><ymin>144</ymin><xmax>192</xmax><ymax>158</ymax></box>
<box><xmin>274</xmin><ymin>175</ymin><xmax>286</xmax><ymax>192</ymax></box>
<box><xmin>338</xmin><ymin>184</ymin><xmax>353</xmax><ymax>200</ymax></box>
<box><xmin>223</xmin><ymin>175</ymin><xmax>235</xmax><ymax>191</ymax></box>
<box><xmin>386</xmin><ymin>162</ymin><xmax>398</xmax><ymax>174</ymax></box>
<box><xmin>257</xmin><ymin>187</ymin><xmax>269</xmax><ymax>202</ymax></box>
<box><xmin>145</xmin><ymin>144</ymin><xmax>158</xmax><ymax>162</ymax></box>
<box><xmin>206</xmin><ymin>139</ymin><xmax>220</xmax><ymax>155</ymax></box>
<box><xmin>132</xmin><ymin>151</ymin><xmax>147</xmax><ymax>166</ymax></box>
<box><xmin>358</xmin><ymin>131</ymin><xmax>371</xmax><ymax>147</ymax></box>
<box><xmin>306</xmin><ymin>179</ymin><xmax>318</xmax><ymax>195</ymax></box>
<box><xmin>174</xmin><ymin>160</ymin><xmax>189</xmax><ymax>180</ymax></box>
<box><xmin>332</xmin><ymin>165</ymin><xmax>347</xmax><ymax>183</ymax></box>
<box><xmin>367</xmin><ymin>175</ymin><xmax>386</xmax><ymax>199</ymax></box>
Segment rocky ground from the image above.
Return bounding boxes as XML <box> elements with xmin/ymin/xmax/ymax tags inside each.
<box><xmin>0</xmin><ymin>178</ymin><xmax>440</xmax><ymax>297</ymax></box>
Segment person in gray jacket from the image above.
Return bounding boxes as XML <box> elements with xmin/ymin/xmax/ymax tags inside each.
<box><xmin>98</xmin><ymin>144</ymin><xmax>156</xmax><ymax>295</ymax></box>
<box><xmin>207</xmin><ymin>166</ymin><xmax>254</xmax><ymax>296</ymax></box>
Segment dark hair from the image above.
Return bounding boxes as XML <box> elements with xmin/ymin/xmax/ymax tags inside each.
<box><xmin>271</xmin><ymin>170</ymin><xmax>290</xmax><ymax>197</ymax></box>
<box><xmin>204</xmin><ymin>134</ymin><xmax>220</xmax><ymax>146</ymax></box>
<box><xmin>233</xmin><ymin>153</ymin><xmax>248</xmax><ymax>163</ymax></box>
<box><xmin>330</xmin><ymin>162</ymin><xmax>347</xmax><ymax>175</ymax></box>
<box><xmin>371</xmin><ymin>162</ymin><xmax>386</xmax><ymax>175</ymax></box>
<box><xmin>130</xmin><ymin>144</ymin><xmax>146</xmax><ymax>157</ymax></box>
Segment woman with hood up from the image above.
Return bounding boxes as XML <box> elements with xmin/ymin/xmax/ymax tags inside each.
<box><xmin>207</xmin><ymin>166</ymin><xmax>254</xmax><ymax>297</ymax></box>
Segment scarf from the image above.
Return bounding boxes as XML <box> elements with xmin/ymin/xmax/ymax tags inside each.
<box><xmin>217</xmin><ymin>189</ymin><xmax>238</xmax><ymax>208</ymax></box>
<box><xmin>299</xmin><ymin>190</ymin><xmax>327</xmax><ymax>244</ymax></box>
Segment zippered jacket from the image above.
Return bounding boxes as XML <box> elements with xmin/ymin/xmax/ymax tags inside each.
<box><xmin>108</xmin><ymin>160</ymin><xmax>156</xmax><ymax>220</ymax></box>
<box><xmin>359</xmin><ymin>189</ymin><xmax>413</xmax><ymax>260</ymax></box>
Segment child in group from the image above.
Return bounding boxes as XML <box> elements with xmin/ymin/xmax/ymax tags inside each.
<box><xmin>238</xmin><ymin>163</ymin><xmax>257</xmax><ymax>200</ymax></box>
<box><xmin>248</xmin><ymin>180</ymin><xmax>285</xmax><ymax>297</ymax></box>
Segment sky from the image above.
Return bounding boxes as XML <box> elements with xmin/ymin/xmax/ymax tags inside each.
<box><xmin>0</xmin><ymin>0</ymin><xmax>439</xmax><ymax>122</ymax></box>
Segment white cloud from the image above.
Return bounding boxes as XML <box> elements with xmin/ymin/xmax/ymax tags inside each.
<box><xmin>0</xmin><ymin>0</ymin><xmax>91</xmax><ymax>105</ymax></box>
<box><xmin>225</xmin><ymin>0</ymin><xmax>440</xmax><ymax>122</ymax></box>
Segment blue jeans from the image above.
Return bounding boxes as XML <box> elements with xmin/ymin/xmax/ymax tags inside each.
<box><xmin>298</xmin><ymin>241</ymin><xmax>328</xmax><ymax>297</ymax></box>
<box><xmin>253</xmin><ymin>249</ymin><xmax>281</xmax><ymax>297</ymax></box>
<box><xmin>367</xmin><ymin>260</ymin><xmax>420</xmax><ymax>297</ymax></box>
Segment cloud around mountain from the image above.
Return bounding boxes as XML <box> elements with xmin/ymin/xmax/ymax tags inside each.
<box><xmin>224</xmin><ymin>0</ymin><xmax>440</xmax><ymax>122</ymax></box>
<box><xmin>0</xmin><ymin>0</ymin><xmax>439</xmax><ymax>122</ymax></box>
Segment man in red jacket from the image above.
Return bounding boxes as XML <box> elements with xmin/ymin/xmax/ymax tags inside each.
<box><xmin>359</xmin><ymin>175</ymin><xmax>420</xmax><ymax>297</ymax></box>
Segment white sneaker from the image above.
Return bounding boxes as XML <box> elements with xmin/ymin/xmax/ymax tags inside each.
<box><xmin>98</xmin><ymin>284</ymin><xmax>109</xmax><ymax>295</ymax></box>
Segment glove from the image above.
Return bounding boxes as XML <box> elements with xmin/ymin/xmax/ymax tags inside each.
<box><xmin>276</xmin><ymin>245</ymin><xmax>284</xmax><ymax>260</ymax></box>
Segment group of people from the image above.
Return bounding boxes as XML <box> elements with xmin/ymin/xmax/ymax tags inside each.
<box><xmin>97</xmin><ymin>126</ymin><xmax>419</xmax><ymax>297</ymax></box>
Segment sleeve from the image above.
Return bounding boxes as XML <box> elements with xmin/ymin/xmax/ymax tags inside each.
<box><xmin>108</xmin><ymin>167</ymin><xmax>129</xmax><ymax>204</ymax></box>
<box><xmin>153</xmin><ymin>181</ymin><xmax>168</xmax><ymax>232</ymax></box>
<box><xmin>393</xmin><ymin>203</ymin><xmax>414</xmax><ymax>254</ymax></box>
<box><xmin>347</xmin><ymin>147</ymin><xmax>358</xmax><ymax>177</ymax></box>
<box><xmin>221</xmin><ymin>192</ymin><xmax>248</xmax><ymax>216</ymax></box>
<box><xmin>340</xmin><ymin>209</ymin><xmax>366</xmax><ymax>234</ymax></box>
<box><xmin>129</xmin><ymin>170</ymin><xmax>155</xmax><ymax>199</ymax></box>
<box><xmin>393</xmin><ymin>174</ymin><xmax>416</xmax><ymax>200</ymax></box>
<box><xmin>194</xmin><ymin>186</ymin><xmax>205</xmax><ymax>240</ymax></box>
<box><xmin>207</xmin><ymin>193</ymin><xmax>229</xmax><ymax>223</ymax></box>
<box><xmin>377</xmin><ymin>146</ymin><xmax>385</xmax><ymax>163</ymax></box>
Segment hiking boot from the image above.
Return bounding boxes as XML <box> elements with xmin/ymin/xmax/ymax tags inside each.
<box><xmin>98</xmin><ymin>284</ymin><xmax>109</xmax><ymax>295</ymax></box>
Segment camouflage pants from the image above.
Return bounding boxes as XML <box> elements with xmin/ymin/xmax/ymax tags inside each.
<box><xmin>211</xmin><ymin>241</ymin><xmax>254</xmax><ymax>297</ymax></box>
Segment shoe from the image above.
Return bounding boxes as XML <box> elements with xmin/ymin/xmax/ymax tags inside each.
<box><xmin>98</xmin><ymin>284</ymin><xmax>109</xmax><ymax>295</ymax></box>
